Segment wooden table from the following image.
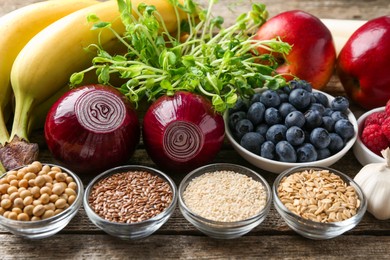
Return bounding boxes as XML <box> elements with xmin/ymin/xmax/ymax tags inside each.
<box><xmin>1</xmin><ymin>0</ymin><xmax>390</xmax><ymax>259</ymax></box>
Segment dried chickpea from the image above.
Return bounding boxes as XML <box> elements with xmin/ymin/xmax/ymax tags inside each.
<box><xmin>34</xmin><ymin>175</ymin><xmax>46</xmax><ymax>187</ymax></box>
<box><xmin>68</xmin><ymin>195</ymin><xmax>76</xmax><ymax>205</ymax></box>
<box><xmin>7</xmin><ymin>186</ymin><xmax>18</xmax><ymax>195</ymax></box>
<box><xmin>8</xmin><ymin>211</ymin><xmax>17</xmax><ymax>220</ymax></box>
<box><xmin>30</xmin><ymin>186</ymin><xmax>41</xmax><ymax>198</ymax></box>
<box><xmin>24</xmin><ymin>205</ymin><xmax>34</xmax><ymax>216</ymax></box>
<box><xmin>40</xmin><ymin>186</ymin><xmax>51</xmax><ymax>195</ymax></box>
<box><xmin>52</xmin><ymin>183</ymin><xmax>65</xmax><ymax>195</ymax></box>
<box><xmin>1</xmin><ymin>199</ymin><xmax>12</xmax><ymax>209</ymax></box>
<box><xmin>24</xmin><ymin>172</ymin><xmax>36</xmax><ymax>181</ymax></box>
<box><xmin>17</xmin><ymin>213</ymin><xmax>30</xmax><ymax>221</ymax></box>
<box><xmin>55</xmin><ymin>172</ymin><xmax>67</xmax><ymax>182</ymax></box>
<box><xmin>42</xmin><ymin>210</ymin><xmax>54</xmax><ymax>219</ymax></box>
<box><xmin>39</xmin><ymin>193</ymin><xmax>50</xmax><ymax>204</ymax></box>
<box><xmin>51</xmin><ymin>166</ymin><xmax>62</xmax><ymax>173</ymax></box>
<box><xmin>33</xmin><ymin>204</ymin><xmax>45</xmax><ymax>217</ymax></box>
<box><xmin>18</xmin><ymin>179</ymin><xmax>28</xmax><ymax>189</ymax></box>
<box><xmin>9</xmin><ymin>192</ymin><xmax>20</xmax><ymax>202</ymax></box>
<box><xmin>0</xmin><ymin>184</ymin><xmax>10</xmax><ymax>194</ymax></box>
<box><xmin>41</xmin><ymin>165</ymin><xmax>51</xmax><ymax>173</ymax></box>
<box><xmin>9</xmin><ymin>179</ymin><xmax>19</xmax><ymax>187</ymax></box>
<box><xmin>55</xmin><ymin>198</ymin><xmax>67</xmax><ymax>209</ymax></box>
<box><xmin>12</xmin><ymin>207</ymin><xmax>22</xmax><ymax>215</ymax></box>
<box><xmin>13</xmin><ymin>198</ymin><xmax>24</xmax><ymax>209</ymax></box>
<box><xmin>49</xmin><ymin>194</ymin><xmax>59</xmax><ymax>203</ymax></box>
<box><xmin>20</xmin><ymin>190</ymin><xmax>32</xmax><ymax>199</ymax></box>
<box><xmin>23</xmin><ymin>196</ymin><xmax>33</xmax><ymax>206</ymax></box>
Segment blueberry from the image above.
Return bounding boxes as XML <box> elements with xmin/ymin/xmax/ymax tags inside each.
<box><xmin>331</xmin><ymin>96</ymin><xmax>350</xmax><ymax>112</ymax></box>
<box><xmin>229</xmin><ymin>99</ymin><xmax>247</xmax><ymax>114</ymax></box>
<box><xmin>328</xmin><ymin>133</ymin><xmax>345</xmax><ymax>153</ymax></box>
<box><xmin>288</xmin><ymin>88</ymin><xmax>312</xmax><ymax>110</ymax></box>
<box><xmin>312</xmin><ymin>92</ymin><xmax>329</xmax><ymax>107</ymax></box>
<box><xmin>289</xmin><ymin>80</ymin><xmax>312</xmax><ymax>92</ymax></box>
<box><xmin>264</xmin><ymin>107</ymin><xmax>282</xmax><ymax>125</ymax></box>
<box><xmin>279</xmin><ymin>92</ymin><xmax>289</xmax><ymax>103</ymax></box>
<box><xmin>285</xmin><ymin>111</ymin><xmax>305</xmax><ymax>128</ymax></box>
<box><xmin>250</xmin><ymin>92</ymin><xmax>262</xmax><ymax>105</ymax></box>
<box><xmin>334</xmin><ymin>119</ymin><xmax>355</xmax><ymax>140</ymax></box>
<box><xmin>235</xmin><ymin>119</ymin><xmax>253</xmax><ymax>140</ymax></box>
<box><xmin>275</xmin><ymin>141</ymin><xmax>297</xmax><ymax>162</ymax></box>
<box><xmin>228</xmin><ymin>111</ymin><xmax>246</xmax><ymax>130</ymax></box>
<box><xmin>304</xmin><ymin>109</ymin><xmax>323</xmax><ymax>129</ymax></box>
<box><xmin>310</xmin><ymin>127</ymin><xmax>331</xmax><ymax>149</ymax></box>
<box><xmin>331</xmin><ymin>111</ymin><xmax>348</xmax><ymax>121</ymax></box>
<box><xmin>260</xmin><ymin>90</ymin><xmax>281</xmax><ymax>108</ymax></box>
<box><xmin>296</xmin><ymin>143</ymin><xmax>318</xmax><ymax>162</ymax></box>
<box><xmin>309</xmin><ymin>103</ymin><xmax>326</xmax><ymax>115</ymax></box>
<box><xmin>322</xmin><ymin>116</ymin><xmax>335</xmax><ymax>132</ymax></box>
<box><xmin>323</xmin><ymin>108</ymin><xmax>333</xmax><ymax>117</ymax></box>
<box><xmin>317</xmin><ymin>148</ymin><xmax>331</xmax><ymax>160</ymax></box>
<box><xmin>240</xmin><ymin>132</ymin><xmax>265</xmax><ymax>155</ymax></box>
<box><xmin>266</xmin><ymin>124</ymin><xmax>287</xmax><ymax>144</ymax></box>
<box><xmin>261</xmin><ymin>141</ymin><xmax>276</xmax><ymax>160</ymax></box>
<box><xmin>255</xmin><ymin>123</ymin><xmax>269</xmax><ymax>136</ymax></box>
<box><xmin>279</xmin><ymin>102</ymin><xmax>297</xmax><ymax>118</ymax></box>
<box><xmin>247</xmin><ymin>102</ymin><xmax>265</xmax><ymax>125</ymax></box>
<box><xmin>286</xmin><ymin>126</ymin><xmax>305</xmax><ymax>146</ymax></box>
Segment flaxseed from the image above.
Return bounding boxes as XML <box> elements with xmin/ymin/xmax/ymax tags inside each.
<box><xmin>88</xmin><ymin>171</ymin><xmax>173</xmax><ymax>223</ymax></box>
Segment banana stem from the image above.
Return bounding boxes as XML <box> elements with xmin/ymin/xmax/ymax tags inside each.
<box><xmin>0</xmin><ymin>110</ymin><xmax>10</xmax><ymax>146</ymax></box>
<box><xmin>9</xmin><ymin>96</ymin><xmax>35</xmax><ymax>142</ymax></box>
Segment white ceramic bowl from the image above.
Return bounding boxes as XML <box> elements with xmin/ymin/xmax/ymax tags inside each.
<box><xmin>225</xmin><ymin>90</ymin><xmax>358</xmax><ymax>174</ymax></box>
<box><xmin>353</xmin><ymin>106</ymin><xmax>386</xmax><ymax>166</ymax></box>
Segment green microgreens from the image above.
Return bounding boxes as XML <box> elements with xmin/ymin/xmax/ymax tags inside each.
<box><xmin>70</xmin><ymin>0</ymin><xmax>292</xmax><ymax>113</ymax></box>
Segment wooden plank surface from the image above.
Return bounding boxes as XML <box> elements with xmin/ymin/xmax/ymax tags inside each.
<box><xmin>1</xmin><ymin>0</ymin><xmax>390</xmax><ymax>259</ymax></box>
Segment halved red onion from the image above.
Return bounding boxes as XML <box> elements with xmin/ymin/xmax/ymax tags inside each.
<box><xmin>44</xmin><ymin>84</ymin><xmax>140</xmax><ymax>174</ymax></box>
<box><xmin>142</xmin><ymin>91</ymin><xmax>225</xmax><ymax>173</ymax></box>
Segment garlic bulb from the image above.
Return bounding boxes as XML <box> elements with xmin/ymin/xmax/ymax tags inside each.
<box><xmin>354</xmin><ymin>148</ymin><xmax>390</xmax><ymax>220</ymax></box>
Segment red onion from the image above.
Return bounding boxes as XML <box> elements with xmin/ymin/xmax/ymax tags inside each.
<box><xmin>142</xmin><ymin>91</ymin><xmax>225</xmax><ymax>173</ymax></box>
<box><xmin>44</xmin><ymin>84</ymin><xmax>140</xmax><ymax>174</ymax></box>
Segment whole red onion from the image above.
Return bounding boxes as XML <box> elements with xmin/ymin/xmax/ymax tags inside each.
<box><xmin>44</xmin><ymin>84</ymin><xmax>140</xmax><ymax>174</ymax></box>
<box><xmin>142</xmin><ymin>91</ymin><xmax>225</xmax><ymax>173</ymax></box>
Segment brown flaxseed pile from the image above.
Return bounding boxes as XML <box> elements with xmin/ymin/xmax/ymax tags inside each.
<box><xmin>88</xmin><ymin>171</ymin><xmax>173</xmax><ymax>223</ymax></box>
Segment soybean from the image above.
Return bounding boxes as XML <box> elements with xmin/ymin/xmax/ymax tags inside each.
<box><xmin>0</xmin><ymin>161</ymin><xmax>78</xmax><ymax>222</ymax></box>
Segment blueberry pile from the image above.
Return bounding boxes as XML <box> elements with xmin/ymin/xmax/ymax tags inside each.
<box><xmin>228</xmin><ymin>80</ymin><xmax>355</xmax><ymax>163</ymax></box>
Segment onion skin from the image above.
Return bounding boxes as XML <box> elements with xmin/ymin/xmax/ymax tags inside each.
<box><xmin>44</xmin><ymin>84</ymin><xmax>140</xmax><ymax>174</ymax></box>
<box><xmin>142</xmin><ymin>91</ymin><xmax>225</xmax><ymax>173</ymax></box>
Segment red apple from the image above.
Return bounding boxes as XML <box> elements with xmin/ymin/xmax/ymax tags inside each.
<box><xmin>336</xmin><ymin>16</ymin><xmax>390</xmax><ymax>110</ymax></box>
<box><xmin>253</xmin><ymin>10</ymin><xmax>336</xmax><ymax>90</ymax></box>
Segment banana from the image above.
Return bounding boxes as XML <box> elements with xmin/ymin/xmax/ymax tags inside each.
<box><xmin>0</xmin><ymin>0</ymin><xmax>100</xmax><ymax>146</ymax></box>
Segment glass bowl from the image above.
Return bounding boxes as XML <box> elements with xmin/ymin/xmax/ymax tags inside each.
<box><xmin>0</xmin><ymin>163</ymin><xmax>84</xmax><ymax>239</ymax></box>
<box><xmin>225</xmin><ymin>90</ymin><xmax>358</xmax><ymax>174</ymax></box>
<box><xmin>178</xmin><ymin>163</ymin><xmax>272</xmax><ymax>239</ymax></box>
<box><xmin>273</xmin><ymin>166</ymin><xmax>367</xmax><ymax>240</ymax></box>
<box><xmin>83</xmin><ymin>165</ymin><xmax>177</xmax><ymax>240</ymax></box>
<box><xmin>353</xmin><ymin>106</ymin><xmax>386</xmax><ymax>166</ymax></box>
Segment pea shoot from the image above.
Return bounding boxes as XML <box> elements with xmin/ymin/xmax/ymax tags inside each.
<box><xmin>70</xmin><ymin>0</ymin><xmax>292</xmax><ymax>113</ymax></box>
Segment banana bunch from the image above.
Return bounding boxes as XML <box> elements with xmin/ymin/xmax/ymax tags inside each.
<box><xmin>0</xmin><ymin>0</ymin><xmax>186</xmax><ymax>171</ymax></box>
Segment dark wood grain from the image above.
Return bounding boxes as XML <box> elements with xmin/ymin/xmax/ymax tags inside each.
<box><xmin>1</xmin><ymin>0</ymin><xmax>390</xmax><ymax>259</ymax></box>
